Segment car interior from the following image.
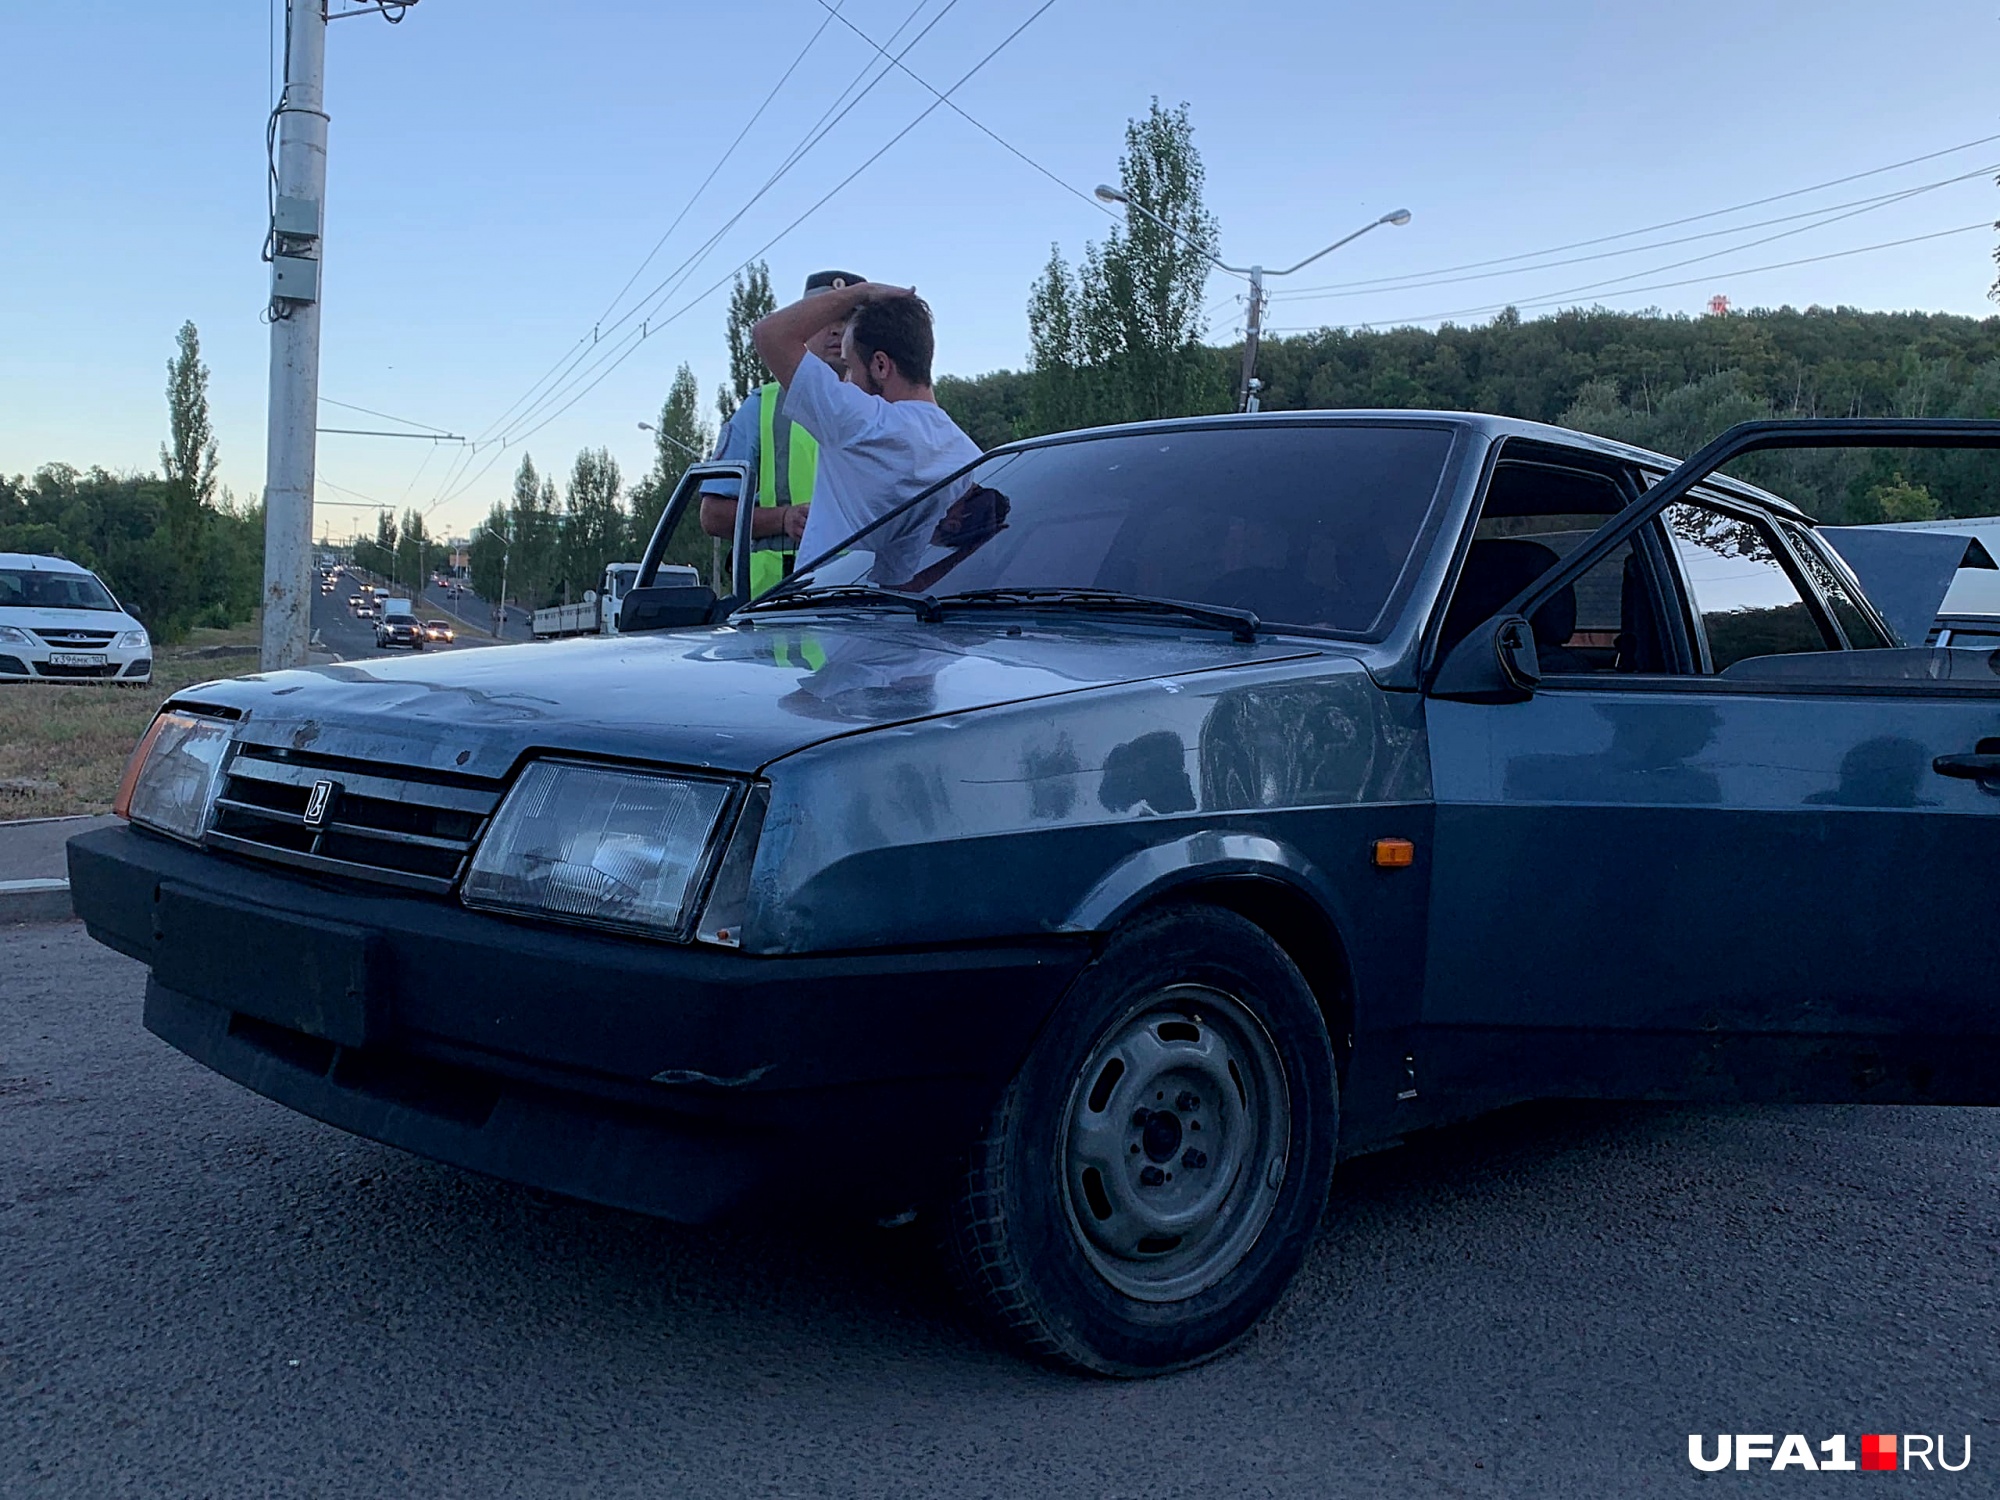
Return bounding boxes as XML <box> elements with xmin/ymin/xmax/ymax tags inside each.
<box><xmin>1431</xmin><ymin>446</ymin><xmax>1909</xmax><ymax>681</ymax></box>
<box><xmin>1434</xmin><ymin>456</ymin><xmax>1670</xmax><ymax>675</ymax></box>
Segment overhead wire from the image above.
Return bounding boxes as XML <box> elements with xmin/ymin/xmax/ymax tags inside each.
<box><xmin>805</xmin><ymin>0</ymin><xmax>1166</xmax><ymax>253</ymax></box>
<box><xmin>423</xmin><ymin>0</ymin><xmax>1058</xmax><ymax>517</ymax></box>
<box><xmin>1270</xmin><ymin>129</ymin><xmax>2000</xmax><ymax>301</ymax></box>
<box><xmin>450</xmin><ymin>5</ymin><xmax>863</xmax><ymax>467</ymax></box>
<box><xmin>1259</xmin><ymin>222</ymin><xmax>1993</xmax><ymax>335</ymax></box>
<box><xmin>445</xmin><ymin>0</ymin><xmax>1064</xmax><ymax>479</ymax></box>
<box><xmin>590</xmin><ymin>2</ymin><xmax>852</xmax><ymax>331</ymax></box>
<box><xmin>1267</xmin><ymin>161</ymin><xmax>2000</xmax><ymax>304</ymax></box>
<box><xmin>318</xmin><ymin>395</ymin><xmax>458</xmax><ymax>435</ymax></box>
<box><xmin>448</xmin><ymin>0</ymin><xmax>954</xmax><ymax>475</ymax></box>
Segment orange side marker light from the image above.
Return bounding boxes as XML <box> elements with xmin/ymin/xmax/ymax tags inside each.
<box><xmin>112</xmin><ymin>714</ymin><xmax>169</xmax><ymax>819</ymax></box>
<box><xmin>1372</xmin><ymin>837</ymin><xmax>1416</xmax><ymax>869</ymax></box>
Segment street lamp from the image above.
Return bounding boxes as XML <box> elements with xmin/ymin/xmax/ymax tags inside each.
<box><xmin>1094</xmin><ymin>184</ymin><xmax>1410</xmax><ymax>412</ymax></box>
<box><xmin>638</xmin><ymin>420</ymin><xmax>708</xmax><ymax>462</ymax></box>
<box><xmin>469</xmin><ymin>521</ymin><xmax>512</xmax><ymax>639</ymax></box>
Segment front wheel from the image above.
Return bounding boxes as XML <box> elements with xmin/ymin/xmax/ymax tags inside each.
<box><xmin>942</xmin><ymin>904</ymin><xmax>1338</xmax><ymax>1375</ymax></box>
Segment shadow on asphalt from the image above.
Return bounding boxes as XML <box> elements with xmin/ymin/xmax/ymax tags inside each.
<box><xmin>292</xmin><ymin>1095</ymin><xmax>1686</xmax><ymax>1370</ymax></box>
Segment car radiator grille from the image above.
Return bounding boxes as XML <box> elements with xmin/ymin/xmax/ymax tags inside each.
<box><xmin>207</xmin><ymin>746</ymin><xmax>502</xmax><ymax>895</ymax></box>
<box><xmin>32</xmin><ymin>628</ymin><xmax>118</xmax><ymax>646</ymax></box>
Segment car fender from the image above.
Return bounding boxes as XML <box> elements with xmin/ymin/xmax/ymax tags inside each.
<box><xmin>1059</xmin><ymin>829</ymin><xmax>1348</xmax><ymax>936</ymax></box>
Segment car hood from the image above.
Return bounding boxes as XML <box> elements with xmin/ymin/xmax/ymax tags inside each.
<box><xmin>185</xmin><ymin>615</ymin><xmax>1327</xmax><ymax>779</ymax></box>
<box><xmin>0</xmin><ymin>606</ymin><xmax>140</xmax><ymax>634</ymax></box>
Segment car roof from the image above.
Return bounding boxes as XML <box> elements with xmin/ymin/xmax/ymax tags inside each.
<box><xmin>0</xmin><ymin>551</ymin><xmax>92</xmax><ymax>574</ymax></box>
<box><xmin>980</xmin><ymin>408</ymin><xmax>1812</xmax><ymax>522</ymax></box>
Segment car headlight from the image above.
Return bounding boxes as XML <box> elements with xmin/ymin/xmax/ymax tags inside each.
<box><xmin>0</xmin><ymin>625</ymin><xmax>30</xmax><ymax>645</ymax></box>
<box><xmin>116</xmin><ymin>629</ymin><xmax>148</xmax><ymax>649</ymax></box>
<box><xmin>462</xmin><ymin>761</ymin><xmax>734</xmax><ymax>939</ymax></box>
<box><xmin>115</xmin><ymin>711</ymin><xmax>233</xmax><ymax>842</ymax></box>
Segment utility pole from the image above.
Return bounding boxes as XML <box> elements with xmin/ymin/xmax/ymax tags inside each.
<box><xmin>260</xmin><ymin>0</ymin><xmax>328</xmax><ymax>670</ymax></box>
<box><xmin>259</xmin><ymin>0</ymin><xmax>421</xmax><ymax>670</ymax></box>
<box><xmin>1238</xmin><ymin>267</ymin><xmax>1266</xmax><ymax>413</ymax></box>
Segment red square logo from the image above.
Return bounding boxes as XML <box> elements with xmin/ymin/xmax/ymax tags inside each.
<box><xmin>1861</xmin><ymin>1434</ymin><xmax>1898</xmax><ymax>1471</ymax></box>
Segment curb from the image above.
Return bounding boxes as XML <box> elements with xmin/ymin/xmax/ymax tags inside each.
<box><xmin>0</xmin><ymin>878</ymin><xmax>74</xmax><ymax>923</ymax></box>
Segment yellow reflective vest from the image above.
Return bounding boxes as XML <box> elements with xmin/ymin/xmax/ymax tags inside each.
<box><xmin>751</xmin><ymin>381</ymin><xmax>819</xmax><ymax>595</ymax></box>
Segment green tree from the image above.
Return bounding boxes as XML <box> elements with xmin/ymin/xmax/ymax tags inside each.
<box><xmin>468</xmin><ymin>501</ymin><xmax>510</xmax><ymax>606</ymax></box>
<box><xmin>719</xmin><ymin>260</ymin><xmax>776</xmax><ymax>422</ymax></box>
<box><xmin>1025</xmin><ymin>100</ymin><xmax>1226</xmax><ymax>434</ymax></box>
<box><xmin>632</xmin><ymin>363</ymin><xmax>712</xmax><ymax>548</ymax></box>
<box><xmin>159</xmin><ymin>321</ymin><xmax>219</xmax><ymax>629</ymax></box>
<box><xmin>1027</xmin><ymin>244</ymin><xmax>1085</xmax><ymax>433</ymax></box>
<box><xmin>505</xmin><ymin>455</ymin><xmax>561</xmax><ymax>608</ymax></box>
<box><xmin>1867</xmin><ymin>472</ymin><xmax>1941</xmax><ymax>521</ymax></box>
<box><xmin>558</xmin><ymin>447</ymin><xmax>625</xmax><ymax>600</ymax></box>
<box><xmin>394</xmin><ymin>508</ymin><xmax>441</xmax><ymax>594</ymax></box>
<box><xmin>937</xmin><ymin>368</ymin><xmax>1031</xmax><ymax>451</ymax></box>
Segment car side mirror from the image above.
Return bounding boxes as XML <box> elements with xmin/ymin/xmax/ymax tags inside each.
<box><xmin>1431</xmin><ymin>614</ymin><xmax>1540</xmax><ymax>703</ymax></box>
<box><xmin>618</xmin><ymin>585</ymin><xmax>718</xmax><ymax>633</ymax></box>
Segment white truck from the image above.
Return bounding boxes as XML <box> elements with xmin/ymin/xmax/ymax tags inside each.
<box><xmin>531</xmin><ymin>561</ymin><xmax>696</xmax><ymax>639</ymax></box>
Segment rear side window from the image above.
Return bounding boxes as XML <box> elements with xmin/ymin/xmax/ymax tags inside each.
<box><xmin>1665</xmin><ymin>503</ymin><xmax>1835</xmax><ymax>672</ymax></box>
<box><xmin>1778</xmin><ymin>522</ymin><xmax>1891</xmax><ymax>650</ymax></box>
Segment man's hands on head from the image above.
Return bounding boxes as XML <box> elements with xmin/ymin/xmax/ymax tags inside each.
<box><xmin>753</xmin><ymin>281</ymin><xmax>914</xmax><ymax>386</ymax></box>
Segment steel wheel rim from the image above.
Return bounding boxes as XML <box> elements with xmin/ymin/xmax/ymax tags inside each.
<box><xmin>1057</xmin><ymin>983</ymin><xmax>1292</xmax><ymax>1304</ymax></box>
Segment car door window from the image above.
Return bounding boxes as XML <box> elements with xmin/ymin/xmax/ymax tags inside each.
<box><xmin>1437</xmin><ymin>457</ymin><xmax>1669</xmax><ymax>676</ymax></box>
<box><xmin>1664</xmin><ymin>502</ymin><xmax>1835</xmax><ymax>672</ymax></box>
<box><xmin>1777</xmin><ymin>521</ymin><xmax>1891</xmax><ymax>649</ymax></box>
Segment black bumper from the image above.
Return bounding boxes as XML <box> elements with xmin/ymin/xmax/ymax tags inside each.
<box><xmin>69</xmin><ymin>825</ymin><xmax>1088</xmax><ymax>1222</ymax></box>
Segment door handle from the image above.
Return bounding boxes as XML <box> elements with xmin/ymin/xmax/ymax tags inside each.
<box><xmin>1933</xmin><ymin>753</ymin><xmax>2000</xmax><ymax>779</ymax></box>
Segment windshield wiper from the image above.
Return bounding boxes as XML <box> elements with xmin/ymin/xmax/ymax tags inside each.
<box><xmin>938</xmin><ymin>588</ymin><xmax>1259</xmax><ymax>642</ymax></box>
<box><xmin>739</xmin><ymin>583</ymin><xmax>942</xmax><ymax>624</ymax></box>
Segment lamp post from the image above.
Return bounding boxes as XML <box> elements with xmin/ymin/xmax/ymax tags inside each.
<box><xmin>470</xmin><ymin>521</ymin><xmax>511</xmax><ymax>639</ymax></box>
<box><xmin>638</xmin><ymin>419</ymin><xmax>708</xmax><ymax>461</ymax></box>
<box><xmin>1094</xmin><ymin>185</ymin><xmax>1410</xmax><ymax>412</ymax></box>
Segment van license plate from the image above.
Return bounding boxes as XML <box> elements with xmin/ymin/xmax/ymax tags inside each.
<box><xmin>49</xmin><ymin>653</ymin><xmax>105</xmax><ymax>667</ymax></box>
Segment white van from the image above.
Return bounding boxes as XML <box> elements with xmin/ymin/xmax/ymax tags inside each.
<box><xmin>0</xmin><ymin>552</ymin><xmax>152</xmax><ymax>684</ymax></box>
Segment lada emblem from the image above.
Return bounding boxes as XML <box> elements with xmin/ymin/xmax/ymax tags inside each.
<box><xmin>303</xmin><ymin>779</ymin><xmax>339</xmax><ymax>828</ymax></box>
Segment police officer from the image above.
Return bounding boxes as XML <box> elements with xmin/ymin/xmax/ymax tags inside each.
<box><xmin>699</xmin><ymin>268</ymin><xmax>865</xmax><ymax>595</ymax></box>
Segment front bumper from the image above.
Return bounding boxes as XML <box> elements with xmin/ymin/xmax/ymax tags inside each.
<box><xmin>0</xmin><ymin>643</ymin><xmax>150</xmax><ymax>681</ymax></box>
<box><xmin>69</xmin><ymin>825</ymin><xmax>1088</xmax><ymax>1221</ymax></box>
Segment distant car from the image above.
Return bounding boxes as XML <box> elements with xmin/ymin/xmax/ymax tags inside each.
<box><xmin>375</xmin><ymin>617</ymin><xmax>424</xmax><ymax>650</ymax></box>
<box><xmin>0</xmin><ymin>551</ymin><xmax>152</xmax><ymax>684</ymax></box>
<box><xmin>1931</xmin><ymin>612</ymin><xmax>2000</xmax><ymax>650</ymax></box>
<box><xmin>423</xmin><ymin>619</ymin><xmax>454</xmax><ymax>644</ymax></box>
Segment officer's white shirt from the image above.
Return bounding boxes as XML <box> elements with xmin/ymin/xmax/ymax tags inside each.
<box><xmin>783</xmin><ymin>352</ymin><xmax>981</xmax><ymax>586</ymax></box>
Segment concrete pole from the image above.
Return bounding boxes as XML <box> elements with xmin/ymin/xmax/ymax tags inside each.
<box><xmin>260</xmin><ymin>0</ymin><xmax>329</xmax><ymax>670</ymax></box>
<box><xmin>1238</xmin><ymin>265</ymin><xmax>1265</xmax><ymax>413</ymax></box>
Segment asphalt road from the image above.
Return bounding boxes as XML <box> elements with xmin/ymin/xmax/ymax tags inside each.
<box><xmin>5</xmin><ymin>920</ymin><xmax>1997</xmax><ymax>1497</ymax></box>
<box><xmin>311</xmin><ymin>575</ymin><xmax>497</xmax><ymax>662</ymax></box>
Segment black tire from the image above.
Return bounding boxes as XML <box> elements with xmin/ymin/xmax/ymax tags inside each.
<box><xmin>941</xmin><ymin>903</ymin><xmax>1337</xmax><ymax>1376</ymax></box>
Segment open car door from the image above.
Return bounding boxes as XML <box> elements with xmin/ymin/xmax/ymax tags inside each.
<box><xmin>618</xmin><ymin>461</ymin><xmax>753</xmax><ymax>632</ymax></box>
<box><xmin>1422</xmin><ymin>419</ymin><xmax>2000</xmax><ymax>1108</ymax></box>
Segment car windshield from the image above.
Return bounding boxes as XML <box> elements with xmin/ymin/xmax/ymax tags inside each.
<box><xmin>0</xmin><ymin>567</ymin><xmax>119</xmax><ymax>612</ymax></box>
<box><xmin>780</xmin><ymin>422</ymin><xmax>1458</xmax><ymax>635</ymax></box>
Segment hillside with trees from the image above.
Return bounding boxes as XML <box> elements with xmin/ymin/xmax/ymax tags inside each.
<box><xmin>940</xmin><ymin>304</ymin><xmax>2000</xmax><ymax>525</ymax></box>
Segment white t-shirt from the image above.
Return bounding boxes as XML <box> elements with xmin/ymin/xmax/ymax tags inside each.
<box><xmin>783</xmin><ymin>351</ymin><xmax>981</xmax><ymax>586</ymax></box>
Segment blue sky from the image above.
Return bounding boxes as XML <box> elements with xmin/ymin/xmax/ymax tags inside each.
<box><xmin>3</xmin><ymin>0</ymin><xmax>1996</xmax><ymax>542</ymax></box>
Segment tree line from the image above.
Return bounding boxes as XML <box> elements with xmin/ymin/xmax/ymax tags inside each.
<box><xmin>0</xmin><ymin>323</ymin><xmax>262</xmax><ymax>641</ymax></box>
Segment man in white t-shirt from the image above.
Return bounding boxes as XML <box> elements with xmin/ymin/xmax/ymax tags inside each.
<box><xmin>751</xmin><ymin>282</ymin><xmax>981</xmax><ymax>586</ymax></box>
